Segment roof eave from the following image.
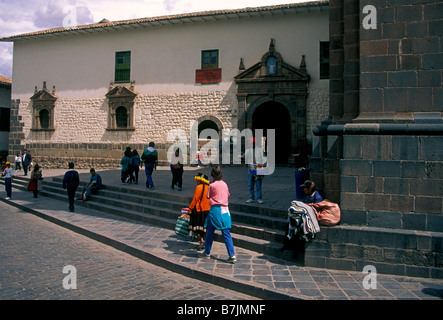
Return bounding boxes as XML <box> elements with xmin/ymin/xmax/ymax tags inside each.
<box><xmin>0</xmin><ymin>1</ymin><xmax>329</xmax><ymax>42</ymax></box>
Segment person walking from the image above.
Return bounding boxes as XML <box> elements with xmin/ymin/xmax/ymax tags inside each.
<box><xmin>15</xmin><ymin>152</ymin><xmax>22</xmax><ymax>171</ymax></box>
<box><xmin>141</xmin><ymin>142</ymin><xmax>158</xmax><ymax>190</ymax></box>
<box><xmin>199</xmin><ymin>165</ymin><xmax>237</xmax><ymax>263</ymax></box>
<box><xmin>62</xmin><ymin>162</ymin><xmax>80</xmax><ymax>212</ymax></box>
<box><xmin>170</xmin><ymin>148</ymin><xmax>184</xmax><ymax>191</ymax></box>
<box><xmin>243</xmin><ymin>138</ymin><xmax>266</xmax><ymax>204</ymax></box>
<box><xmin>188</xmin><ymin>172</ymin><xmax>210</xmax><ymax>250</ymax></box>
<box><xmin>2</xmin><ymin>162</ymin><xmax>14</xmax><ymax>200</ymax></box>
<box><xmin>130</xmin><ymin>149</ymin><xmax>140</xmax><ymax>184</ymax></box>
<box><xmin>120</xmin><ymin>150</ymin><xmax>132</xmax><ymax>184</ymax></box>
<box><xmin>22</xmin><ymin>149</ymin><xmax>32</xmax><ymax>176</ymax></box>
<box><xmin>27</xmin><ymin>164</ymin><xmax>42</xmax><ymax>198</ymax></box>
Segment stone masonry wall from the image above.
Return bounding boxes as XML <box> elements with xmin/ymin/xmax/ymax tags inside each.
<box><xmin>359</xmin><ymin>0</ymin><xmax>443</xmax><ymax>118</ymax></box>
<box><xmin>340</xmin><ymin>134</ymin><xmax>443</xmax><ymax>232</ymax></box>
<box><xmin>313</xmin><ymin>0</ymin><xmax>443</xmax><ymax>230</ymax></box>
<box><xmin>11</xmin><ymin>85</ymin><xmax>329</xmax><ymax>168</ymax></box>
<box><xmin>12</xmin><ymin>90</ymin><xmax>235</xmax><ymax>168</ymax></box>
<box><xmin>306</xmin><ymin>87</ymin><xmax>330</xmax><ymax>143</ymax></box>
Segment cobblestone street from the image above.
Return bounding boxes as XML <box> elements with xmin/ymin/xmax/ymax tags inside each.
<box><xmin>0</xmin><ymin>201</ymin><xmax>257</xmax><ymax>300</ymax></box>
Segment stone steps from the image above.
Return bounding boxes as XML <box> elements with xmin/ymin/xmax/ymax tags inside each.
<box><xmin>6</xmin><ymin>176</ymin><xmax>443</xmax><ymax>279</ymax></box>
<box><xmin>9</xmin><ymin>177</ymin><xmax>292</xmax><ymax>260</ymax></box>
<box><xmin>305</xmin><ymin>224</ymin><xmax>443</xmax><ymax>279</ymax></box>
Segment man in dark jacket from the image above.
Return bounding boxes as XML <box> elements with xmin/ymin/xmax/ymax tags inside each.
<box><xmin>22</xmin><ymin>149</ymin><xmax>32</xmax><ymax>176</ymax></box>
<box><xmin>141</xmin><ymin>142</ymin><xmax>158</xmax><ymax>190</ymax></box>
<box><xmin>63</xmin><ymin>162</ymin><xmax>80</xmax><ymax>212</ymax></box>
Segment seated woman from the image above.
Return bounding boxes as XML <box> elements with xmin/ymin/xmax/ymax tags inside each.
<box><xmin>300</xmin><ymin>180</ymin><xmax>323</xmax><ymax>204</ymax></box>
<box><xmin>281</xmin><ymin>180</ymin><xmax>323</xmax><ymax>258</ymax></box>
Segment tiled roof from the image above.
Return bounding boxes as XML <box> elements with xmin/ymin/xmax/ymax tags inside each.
<box><xmin>0</xmin><ymin>75</ymin><xmax>12</xmax><ymax>86</ymax></box>
<box><xmin>0</xmin><ymin>1</ymin><xmax>328</xmax><ymax>42</ymax></box>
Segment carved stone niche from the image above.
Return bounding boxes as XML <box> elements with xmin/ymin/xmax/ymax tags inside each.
<box><xmin>106</xmin><ymin>82</ymin><xmax>137</xmax><ymax>131</ymax></box>
<box><xmin>30</xmin><ymin>81</ymin><xmax>57</xmax><ymax>131</ymax></box>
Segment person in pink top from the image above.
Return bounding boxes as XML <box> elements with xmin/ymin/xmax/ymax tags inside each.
<box><xmin>199</xmin><ymin>165</ymin><xmax>237</xmax><ymax>263</ymax></box>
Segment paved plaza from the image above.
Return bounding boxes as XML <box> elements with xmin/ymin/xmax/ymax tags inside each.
<box><xmin>1</xmin><ymin>165</ymin><xmax>443</xmax><ymax>301</ymax></box>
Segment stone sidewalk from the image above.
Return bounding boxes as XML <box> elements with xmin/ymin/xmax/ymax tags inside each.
<box><xmin>1</xmin><ymin>166</ymin><xmax>443</xmax><ymax>300</ymax></box>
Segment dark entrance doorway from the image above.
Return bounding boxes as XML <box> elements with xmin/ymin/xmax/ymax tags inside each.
<box><xmin>252</xmin><ymin>101</ymin><xmax>291</xmax><ymax>164</ymax></box>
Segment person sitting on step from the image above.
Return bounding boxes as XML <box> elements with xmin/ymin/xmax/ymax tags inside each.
<box><xmin>77</xmin><ymin>168</ymin><xmax>102</xmax><ymax>201</ymax></box>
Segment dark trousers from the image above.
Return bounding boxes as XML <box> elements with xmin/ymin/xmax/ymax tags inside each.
<box><xmin>171</xmin><ymin>167</ymin><xmax>183</xmax><ymax>188</ymax></box>
<box><xmin>130</xmin><ymin>166</ymin><xmax>139</xmax><ymax>183</ymax></box>
<box><xmin>67</xmin><ymin>187</ymin><xmax>77</xmax><ymax>211</ymax></box>
<box><xmin>121</xmin><ymin>170</ymin><xmax>129</xmax><ymax>183</ymax></box>
<box><xmin>5</xmin><ymin>178</ymin><xmax>12</xmax><ymax>198</ymax></box>
<box><xmin>144</xmin><ymin>163</ymin><xmax>155</xmax><ymax>188</ymax></box>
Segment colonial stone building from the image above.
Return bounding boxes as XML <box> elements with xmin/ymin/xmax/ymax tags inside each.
<box><xmin>311</xmin><ymin>0</ymin><xmax>443</xmax><ymax>236</ymax></box>
<box><xmin>1</xmin><ymin>1</ymin><xmax>330</xmax><ymax>168</ymax></box>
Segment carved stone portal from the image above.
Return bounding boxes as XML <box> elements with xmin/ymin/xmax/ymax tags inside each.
<box><xmin>235</xmin><ymin>40</ymin><xmax>310</xmax><ymax>164</ymax></box>
<box><xmin>30</xmin><ymin>81</ymin><xmax>57</xmax><ymax>131</ymax></box>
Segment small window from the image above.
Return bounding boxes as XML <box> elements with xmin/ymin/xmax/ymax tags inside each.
<box><xmin>116</xmin><ymin>106</ymin><xmax>128</xmax><ymax>128</ymax></box>
<box><xmin>39</xmin><ymin>109</ymin><xmax>50</xmax><ymax>129</ymax></box>
<box><xmin>202</xmin><ymin>50</ymin><xmax>219</xmax><ymax>69</ymax></box>
<box><xmin>198</xmin><ymin>120</ymin><xmax>219</xmax><ymax>139</ymax></box>
<box><xmin>320</xmin><ymin>42</ymin><xmax>329</xmax><ymax>79</ymax></box>
<box><xmin>115</xmin><ymin>51</ymin><xmax>131</xmax><ymax>83</ymax></box>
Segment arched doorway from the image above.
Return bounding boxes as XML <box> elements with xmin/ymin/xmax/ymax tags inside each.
<box><xmin>252</xmin><ymin>101</ymin><xmax>291</xmax><ymax>164</ymax></box>
<box><xmin>235</xmin><ymin>40</ymin><xmax>310</xmax><ymax>166</ymax></box>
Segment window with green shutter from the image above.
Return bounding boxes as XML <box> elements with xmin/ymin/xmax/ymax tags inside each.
<box><xmin>115</xmin><ymin>51</ymin><xmax>131</xmax><ymax>83</ymax></box>
<box><xmin>201</xmin><ymin>50</ymin><xmax>219</xmax><ymax>69</ymax></box>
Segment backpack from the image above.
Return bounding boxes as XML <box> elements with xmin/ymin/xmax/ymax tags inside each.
<box><xmin>132</xmin><ymin>155</ymin><xmax>140</xmax><ymax>167</ymax></box>
<box><xmin>287</xmin><ymin>200</ymin><xmax>321</xmax><ymax>240</ymax></box>
<box><xmin>65</xmin><ymin>170</ymin><xmax>79</xmax><ymax>189</ymax></box>
<box><xmin>71</xmin><ymin>171</ymin><xmax>79</xmax><ymax>186</ymax></box>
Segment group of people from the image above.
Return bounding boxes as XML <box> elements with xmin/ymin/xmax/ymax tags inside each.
<box><xmin>62</xmin><ymin>163</ymin><xmax>103</xmax><ymax>212</ymax></box>
<box><xmin>1</xmin><ymin>150</ymin><xmax>104</xmax><ymax>206</ymax></box>
<box><xmin>14</xmin><ymin>149</ymin><xmax>33</xmax><ymax>176</ymax></box>
<box><xmin>1</xmin><ymin>159</ymin><xmax>43</xmax><ymax>200</ymax></box>
<box><xmin>121</xmin><ymin>142</ymin><xmax>236</xmax><ymax>263</ymax></box>
<box><xmin>1</xmin><ymin>141</ymin><xmax>326</xmax><ymax>264</ymax></box>
<box><xmin>120</xmin><ymin>143</ymin><xmax>185</xmax><ymax>192</ymax></box>
<box><xmin>120</xmin><ymin>147</ymin><xmax>141</xmax><ymax>185</ymax></box>
<box><xmin>0</xmin><ymin>149</ymin><xmax>36</xmax><ymax>200</ymax></box>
